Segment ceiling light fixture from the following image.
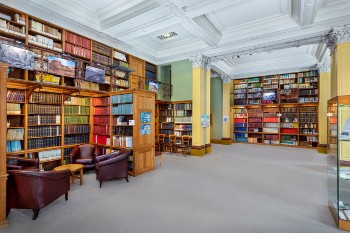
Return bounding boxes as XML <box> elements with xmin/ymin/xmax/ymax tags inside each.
<box><xmin>268</xmin><ymin>50</ymin><xmax>271</xmax><ymax>53</ymax></box>
<box><xmin>157</xmin><ymin>32</ymin><xmax>178</xmax><ymax>40</ymax></box>
<box><xmin>237</xmin><ymin>55</ymin><xmax>240</xmax><ymax>58</ymax></box>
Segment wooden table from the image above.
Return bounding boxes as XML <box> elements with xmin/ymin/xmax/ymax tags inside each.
<box><xmin>54</xmin><ymin>164</ymin><xmax>84</xmax><ymax>185</ymax></box>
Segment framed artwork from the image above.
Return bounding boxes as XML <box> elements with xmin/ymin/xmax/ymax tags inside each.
<box><xmin>85</xmin><ymin>66</ymin><xmax>105</xmax><ymax>84</ymax></box>
<box><xmin>48</xmin><ymin>56</ymin><xmax>75</xmax><ymax>77</ymax></box>
<box><xmin>0</xmin><ymin>43</ymin><xmax>34</xmax><ymax>70</ymax></box>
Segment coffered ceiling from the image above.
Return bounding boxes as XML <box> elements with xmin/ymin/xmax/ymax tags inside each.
<box><xmin>1</xmin><ymin>0</ymin><xmax>350</xmax><ymax>78</ymax></box>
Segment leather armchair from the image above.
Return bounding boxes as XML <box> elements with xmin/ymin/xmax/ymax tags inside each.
<box><xmin>7</xmin><ymin>169</ymin><xmax>71</xmax><ymax>220</ymax></box>
<box><xmin>95</xmin><ymin>149</ymin><xmax>131</xmax><ymax>188</ymax></box>
<box><xmin>69</xmin><ymin>144</ymin><xmax>101</xmax><ymax>170</ymax></box>
<box><xmin>7</xmin><ymin>156</ymin><xmax>39</xmax><ymax>171</ymax></box>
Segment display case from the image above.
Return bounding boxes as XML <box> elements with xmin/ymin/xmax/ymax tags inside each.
<box><xmin>327</xmin><ymin>95</ymin><xmax>350</xmax><ymax>231</ymax></box>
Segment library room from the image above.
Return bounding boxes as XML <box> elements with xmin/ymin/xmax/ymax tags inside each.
<box><xmin>0</xmin><ymin>0</ymin><xmax>350</xmax><ymax>232</ymax></box>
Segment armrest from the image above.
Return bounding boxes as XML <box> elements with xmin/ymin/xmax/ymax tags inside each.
<box><xmin>69</xmin><ymin>146</ymin><xmax>80</xmax><ymax>163</ymax></box>
<box><xmin>10</xmin><ymin>170</ymin><xmax>71</xmax><ymax>180</ymax></box>
<box><xmin>94</xmin><ymin>145</ymin><xmax>101</xmax><ymax>157</ymax></box>
<box><xmin>99</xmin><ymin>151</ymin><xmax>130</xmax><ymax>167</ymax></box>
<box><xmin>96</xmin><ymin>152</ymin><xmax>120</xmax><ymax>163</ymax></box>
<box><xmin>7</xmin><ymin>164</ymin><xmax>23</xmax><ymax>170</ymax></box>
<box><xmin>17</xmin><ymin>157</ymin><xmax>39</xmax><ymax>168</ymax></box>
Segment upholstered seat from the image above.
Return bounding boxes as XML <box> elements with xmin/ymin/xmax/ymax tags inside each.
<box><xmin>7</xmin><ymin>156</ymin><xmax>39</xmax><ymax>171</ymax></box>
<box><xmin>69</xmin><ymin>144</ymin><xmax>101</xmax><ymax>170</ymax></box>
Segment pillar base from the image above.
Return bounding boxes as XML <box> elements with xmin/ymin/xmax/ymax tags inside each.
<box><xmin>190</xmin><ymin>145</ymin><xmax>206</xmax><ymax>156</ymax></box>
<box><xmin>317</xmin><ymin>144</ymin><xmax>327</xmax><ymax>154</ymax></box>
<box><xmin>205</xmin><ymin>144</ymin><xmax>211</xmax><ymax>153</ymax></box>
<box><xmin>0</xmin><ymin>175</ymin><xmax>8</xmax><ymax>228</ymax></box>
<box><xmin>221</xmin><ymin>138</ymin><xmax>232</xmax><ymax>145</ymax></box>
<box><xmin>210</xmin><ymin>139</ymin><xmax>221</xmax><ymax>144</ymax></box>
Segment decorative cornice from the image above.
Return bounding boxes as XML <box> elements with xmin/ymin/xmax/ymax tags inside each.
<box><xmin>318</xmin><ymin>58</ymin><xmax>331</xmax><ymax>73</ymax></box>
<box><xmin>325</xmin><ymin>24</ymin><xmax>350</xmax><ymax>54</ymax></box>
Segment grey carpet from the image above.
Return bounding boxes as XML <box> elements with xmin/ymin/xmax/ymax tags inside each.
<box><xmin>1</xmin><ymin>144</ymin><xmax>342</xmax><ymax>233</ymax></box>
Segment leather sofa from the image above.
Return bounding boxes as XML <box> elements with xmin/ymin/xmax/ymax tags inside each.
<box><xmin>95</xmin><ymin>149</ymin><xmax>131</xmax><ymax>188</ymax></box>
<box><xmin>7</xmin><ymin>169</ymin><xmax>70</xmax><ymax>220</ymax></box>
<box><xmin>7</xmin><ymin>156</ymin><xmax>39</xmax><ymax>171</ymax></box>
<box><xmin>69</xmin><ymin>144</ymin><xmax>101</xmax><ymax>169</ymax></box>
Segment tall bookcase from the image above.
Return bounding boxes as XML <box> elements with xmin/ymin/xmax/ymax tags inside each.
<box><xmin>231</xmin><ymin>70</ymin><xmax>319</xmax><ymax>148</ymax></box>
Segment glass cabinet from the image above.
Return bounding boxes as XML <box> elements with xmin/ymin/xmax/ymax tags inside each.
<box><xmin>328</xmin><ymin>96</ymin><xmax>350</xmax><ymax>231</ymax></box>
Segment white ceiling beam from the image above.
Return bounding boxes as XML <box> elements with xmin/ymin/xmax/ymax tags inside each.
<box><xmin>182</xmin><ymin>0</ymin><xmax>243</xmax><ymax>18</ymax></box>
<box><xmin>100</xmin><ymin>0</ymin><xmax>160</xmax><ymax>30</ymax></box>
<box><xmin>292</xmin><ymin>0</ymin><xmax>320</xmax><ymax>27</ymax></box>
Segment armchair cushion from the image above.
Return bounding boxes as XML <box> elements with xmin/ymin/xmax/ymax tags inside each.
<box><xmin>7</xmin><ymin>157</ymin><xmax>39</xmax><ymax>171</ymax></box>
<box><xmin>69</xmin><ymin>144</ymin><xmax>101</xmax><ymax>169</ymax></box>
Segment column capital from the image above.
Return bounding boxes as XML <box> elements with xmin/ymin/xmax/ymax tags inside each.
<box><xmin>221</xmin><ymin>75</ymin><xmax>231</xmax><ymax>83</ymax></box>
<box><xmin>189</xmin><ymin>55</ymin><xmax>210</xmax><ymax>69</ymax></box>
<box><xmin>325</xmin><ymin>24</ymin><xmax>350</xmax><ymax>53</ymax></box>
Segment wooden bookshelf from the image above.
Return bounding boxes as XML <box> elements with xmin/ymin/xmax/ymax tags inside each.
<box><xmin>231</xmin><ymin>70</ymin><xmax>319</xmax><ymax>148</ymax></box>
<box><xmin>64</xmin><ymin>31</ymin><xmax>91</xmax><ymax>59</ymax></box>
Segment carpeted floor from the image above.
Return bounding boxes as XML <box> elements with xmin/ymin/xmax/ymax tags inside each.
<box><xmin>1</xmin><ymin>144</ymin><xmax>342</xmax><ymax>233</ymax></box>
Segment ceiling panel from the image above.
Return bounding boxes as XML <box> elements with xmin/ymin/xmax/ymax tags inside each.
<box><xmin>212</xmin><ymin>0</ymin><xmax>283</xmax><ymax>30</ymax></box>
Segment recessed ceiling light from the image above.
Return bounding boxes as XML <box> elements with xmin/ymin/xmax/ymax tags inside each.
<box><xmin>157</xmin><ymin>32</ymin><xmax>177</xmax><ymax>40</ymax></box>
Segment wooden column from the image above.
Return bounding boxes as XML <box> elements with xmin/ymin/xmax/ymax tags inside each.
<box><xmin>222</xmin><ymin>76</ymin><xmax>232</xmax><ymax>145</ymax></box>
<box><xmin>0</xmin><ymin>63</ymin><xmax>9</xmax><ymax>227</ymax></box>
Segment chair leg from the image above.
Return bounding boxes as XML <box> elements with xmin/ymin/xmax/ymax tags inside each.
<box><xmin>125</xmin><ymin>176</ymin><xmax>129</xmax><ymax>182</ymax></box>
<box><xmin>65</xmin><ymin>193</ymin><xmax>68</xmax><ymax>201</ymax></box>
<box><xmin>32</xmin><ymin>209</ymin><xmax>40</xmax><ymax>220</ymax></box>
<box><xmin>160</xmin><ymin>154</ymin><xmax>162</xmax><ymax>166</ymax></box>
<box><xmin>6</xmin><ymin>208</ymin><xmax>10</xmax><ymax>218</ymax></box>
<box><xmin>100</xmin><ymin>181</ymin><xmax>102</xmax><ymax>188</ymax></box>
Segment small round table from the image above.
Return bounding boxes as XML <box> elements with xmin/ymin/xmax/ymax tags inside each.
<box><xmin>54</xmin><ymin>164</ymin><xmax>84</xmax><ymax>185</ymax></box>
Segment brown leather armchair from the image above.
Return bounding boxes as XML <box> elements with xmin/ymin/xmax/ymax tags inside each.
<box><xmin>95</xmin><ymin>149</ymin><xmax>131</xmax><ymax>188</ymax></box>
<box><xmin>7</xmin><ymin>169</ymin><xmax>71</xmax><ymax>220</ymax></box>
<box><xmin>7</xmin><ymin>156</ymin><xmax>39</xmax><ymax>171</ymax></box>
<box><xmin>69</xmin><ymin>144</ymin><xmax>101</xmax><ymax>169</ymax></box>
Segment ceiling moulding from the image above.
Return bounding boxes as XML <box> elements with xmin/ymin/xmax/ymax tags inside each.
<box><xmin>96</xmin><ymin>0</ymin><xmax>145</xmax><ymax>22</ymax></box>
<box><xmin>192</xmin><ymin>15</ymin><xmax>222</xmax><ymax>45</ymax></box>
<box><xmin>292</xmin><ymin>0</ymin><xmax>319</xmax><ymax>27</ymax></box>
<box><xmin>0</xmin><ymin>0</ymin><xmax>158</xmax><ymax>64</ymax></box>
<box><xmin>211</xmin><ymin>65</ymin><xmax>229</xmax><ymax>77</ymax></box>
<box><xmin>324</xmin><ymin>24</ymin><xmax>350</xmax><ymax>54</ymax></box>
<box><xmin>231</xmin><ymin>65</ymin><xmax>318</xmax><ymax>79</ymax></box>
<box><xmin>100</xmin><ymin>0</ymin><xmax>160</xmax><ymax>30</ymax></box>
<box><xmin>183</xmin><ymin>0</ymin><xmax>242</xmax><ymax>18</ymax></box>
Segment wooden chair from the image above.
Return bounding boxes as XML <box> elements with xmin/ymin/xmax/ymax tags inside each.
<box><xmin>176</xmin><ymin>135</ymin><xmax>191</xmax><ymax>156</ymax></box>
<box><xmin>163</xmin><ymin>134</ymin><xmax>176</xmax><ymax>154</ymax></box>
<box><xmin>155</xmin><ymin>134</ymin><xmax>166</xmax><ymax>151</ymax></box>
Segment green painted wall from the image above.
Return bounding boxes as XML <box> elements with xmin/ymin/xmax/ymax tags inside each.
<box><xmin>210</xmin><ymin>78</ymin><xmax>223</xmax><ymax>140</ymax></box>
<box><xmin>159</xmin><ymin>59</ymin><xmax>193</xmax><ymax>101</ymax></box>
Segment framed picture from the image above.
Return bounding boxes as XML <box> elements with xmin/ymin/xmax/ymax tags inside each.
<box><xmin>0</xmin><ymin>43</ymin><xmax>34</xmax><ymax>70</ymax></box>
<box><xmin>85</xmin><ymin>66</ymin><xmax>105</xmax><ymax>84</ymax></box>
<box><xmin>140</xmin><ymin>112</ymin><xmax>151</xmax><ymax>123</ymax></box>
<box><xmin>148</xmin><ymin>82</ymin><xmax>159</xmax><ymax>93</ymax></box>
<box><xmin>48</xmin><ymin>56</ymin><xmax>75</xmax><ymax>78</ymax></box>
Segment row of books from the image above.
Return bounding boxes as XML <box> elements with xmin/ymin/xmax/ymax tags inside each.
<box><xmin>28</xmin><ymin>136</ymin><xmax>61</xmax><ymax>150</ymax></box>
<box><xmin>64</xmin><ymin>105</ymin><xmax>90</xmax><ymax>115</ymax></box>
<box><xmin>175</xmin><ymin>103</ymin><xmax>192</xmax><ymax>110</ymax></box>
<box><xmin>113</xmin><ymin>126</ymin><xmax>132</xmax><ymax>136</ymax></box>
<box><xmin>175</xmin><ymin>124</ymin><xmax>192</xmax><ymax>131</ymax></box>
<box><xmin>7</xmin><ymin>90</ymin><xmax>25</xmax><ymax>102</ymax></box>
<box><xmin>65</xmin><ymin>43</ymin><xmax>91</xmax><ymax>59</ymax></box>
<box><xmin>37</xmin><ymin>149</ymin><xmax>61</xmax><ymax>161</ymax></box>
<box><xmin>65</xmin><ymin>31</ymin><xmax>91</xmax><ymax>49</ymax></box>
<box><xmin>113</xmin><ymin>70</ymin><xmax>128</xmax><ymax>79</ymax></box>
<box><xmin>174</xmin><ymin>131</ymin><xmax>192</xmax><ymax>137</ymax></box>
<box><xmin>263</xmin><ymin>128</ymin><xmax>279</xmax><ymax>134</ymax></box>
<box><xmin>30</xmin><ymin>92</ymin><xmax>62</xmax><ymax>104</ymax></box>
<box><xmin>28</xmin><ymin>114</ymin><xmax>61</xmax><ymax>125</ymax></box>
<box><xmin>113</xmin><ymin>116</ymin><xmax>131</xmax><ymax>126</ymax></box>
<box><xmin>94</xmin><ymin>106</ymin><xmax>110</xmax><ymax>115</ymax></box>
<box><xmin>145</xmin><ymin>63</ymin><xmax>157</xmax><ymax>72</ymax></box>
<box><xmin>35</xmin><ymin>73</ymin><xmax>60</xmax><ymax>85</ymax></box>
<box><xmin>93</xmin><ymin>125</ymin><xmax>110</xmax><ymax>135</ymax></box>
<box><xmin>64</xmin><ymin>115</ymin><xmax>89</xmax><ymax>125</ymax></box>
<box><xmin>0</xmin><ymin>20</ymin><xmax>25</xmax><ymax>35</ymax></box>
<box><xmin>175</xmin><ymin>110</ymin><xmax>192</xmax><ymax>117</ymax></box>
<box><xmin>159</xmin><ymin>129</ymin><xmax>174</xmax><ymax>136</ymax></box>
<box><xmin>111</xmin><ymin>94</ymin><xmax>133</xmax><ymax>104</ymax></box>
<box><xmin>64</xmin><ymin>135</ymin><xmax>89</xmax><ymax>145</ymax></box>
<box><xmin>6</xmin><ymin>140</ymin><xmax>22</xmax><ymax>152</ymax></box>
<box><xmin>92</xmin><ymin>52</ymin><xmax>111</xmax><ymax>66</ymax></box>
<box><xmin>29</xmin><ymin>19</ymin><xmax>62</xmax><ymax>39</ymax></box>
<box><xmin>112</xmin><ymin>104</ymin><xmax>133</xmax><ymax>115</ymax></box>
<box><xmin>28</xmin><ymin>126</ymin><xmax>61</xmax><ymax>138</ymax></box>
<box><xmin>160</xmin><ymin>122</ymin><xmax>174</xmax><ymax>129</ymax></box>
<box><xmin>7</xmin><ymin>128</ymin><xmax>24</xmax><ymax>140</ymax></box>
<box><xmin>300</xmin><ymin>123</ymin><xmax>318</xmax><ymax>128</ymax></box>
<box><xmin>146</xmin><ymin>71</ymin><xmax>157</xmax><ymax>80</ymax></box>
<box><xmin>300</xmin><ymin>129</ymin><xmax>318</xmax><ymax>134</ymax></box>
<box><xmin>175</xmin><ymin>117</ymin><xmax>192</xmax><ymax>123</ymax></box>
<box><xmin>64</xmin><ymin>125</ymin><xmax>90</xmax><ymax>134</ymax></box>
<box><xmin>7</xmin><ymin>103</ymin><xmax>21</xmax><ymax>114</ymax></box>
<box><xmin>93</xmin><ymin>116</ymin><xmax>110</xmax><ymax>125</ymax></box>
<box><xmin>113</xmin><ymin>60</ymin><xmax>129</xmax><ymax>68</ymax></box>
<box><xmin>112</xmin><ymin>136</ymin><xmax>133</xmax><ymax>147</ymax></box>
<box><xmin>113</xmin><ymin>79</ymin><xmax>129</xmax><ymax>88</ymax></box>
<box><xmin>93</xmin><ymin>97</ymin><xmax>110</xmax><ymax>106</ymax></box>
<box><xmin>29</xmin><ymin>38</ymin><xmax>62</xmax><ymax>51</ymax></box>
<box><xmin>65</xmin><ymin>96</ymin><xmax>90</xmax><ymax>106</ymax></box>
<box><xmin>92</xmin><ymin>41</ymin><xmax>112</xmax><ymax>57</ymax></box>
<box><xmin>113</xmin><ymin>51</ymin><xmax>127</xmax><ymax>62</ymax></box>
<box><xmin>93</xmin><ymin>135</ymin><xmax>110</xmax><ymax>144</ymax></box>
<box><xmin>28</xmin><ymin>104</ymin><xmax>61</xmax><ymax>114</ymax></box>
